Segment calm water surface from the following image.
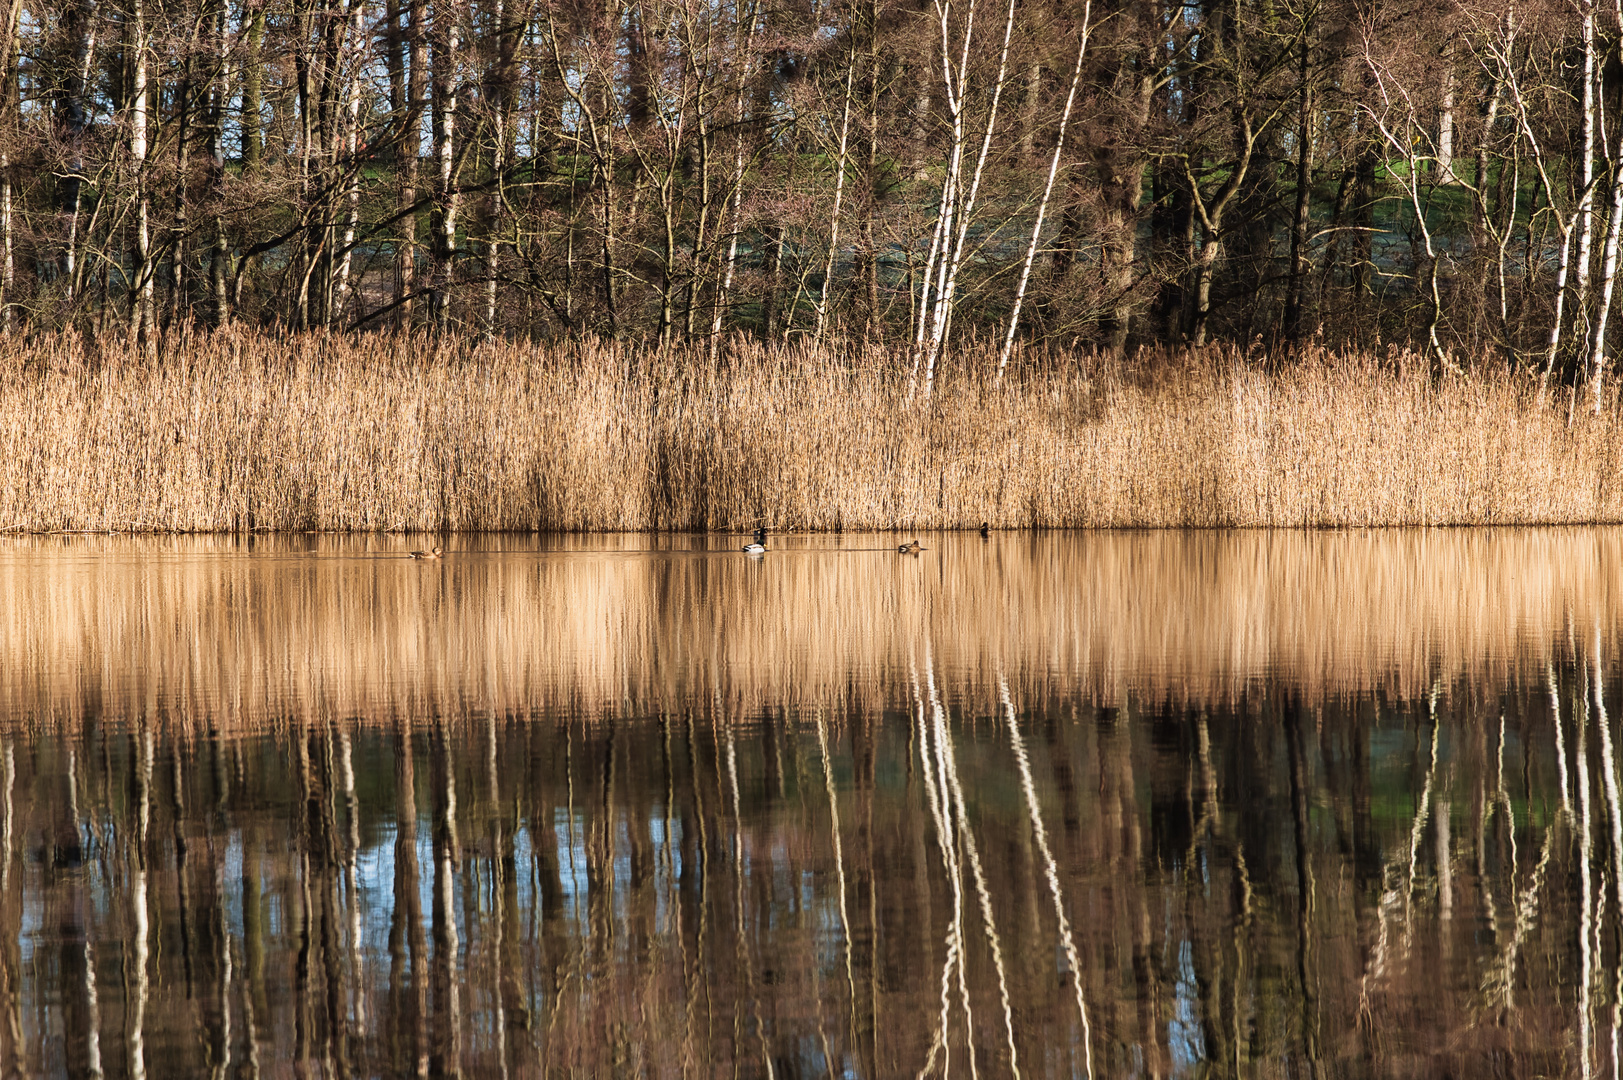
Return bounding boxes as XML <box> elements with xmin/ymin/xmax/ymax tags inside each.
<box><xmin>0</xmin><ymin>529</ymin><xmax>1618</xmax><ymax>1078</ymax></box>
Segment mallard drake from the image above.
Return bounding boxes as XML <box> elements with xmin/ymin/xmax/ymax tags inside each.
<box><xmin>898</xmin><ymin>540</ymin><xmax>924</xmax><ymax>554</ymax></box>
<box><xmin>742</xmin><ymin>527</ymin><xmax>767</xmax><ymax>555</ymax></box>
<box><xmin>409</xmin><ymin>545</ymin><xmax>443</xmax><ymax>560</ymax></box>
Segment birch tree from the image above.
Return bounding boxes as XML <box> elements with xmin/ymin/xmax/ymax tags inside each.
<box><xmin>1361</xmin><ymin>45</ymin><xmax>1452</xmax><ymax>372</ymax></box>
<box><xmin>914</xmin><ymin>0</ymin><xmax>1019</xmax><ymax>398</ymax></box>
<box><xmin>128</xmin><ymin>0</ymin><xmax>154</xmax><ymax>346</ymax></box>
<box><xmin>998</xmin><ymin>2</ymin><xmax>1090</xmax><ymax>379</ymax></box>
<box><xmin>61</xmin><ymin>0</ymin><xmax>100</xmax><ymax>300</ymax></box>
<box><xmin>428</xmin><ymin>0</ymin><xmax>461</xmax><ymax>327</ymax></box>
<box><xmin>333</xmin><ymin>0</ymin><xmax>369</xmax><ymax>322</ymax></box>
<box><xmin>400</xmin><ymin>0</ymin><xmax>429</xmax><ymax>324</ymax></box>
<box><xmin>1569</xmin><ymin>0</ymin><xmax>1598</xmax><ymax>377</ymax></box>
<box><xmin>814</xmin><ymin>23</ymin><xmax>858</xmax><ymax>342</ymax></box>
<box><xmin>0</xmin><ymin>0</ymin><xmax>20</xmax><ymax>329</ymax></box>
<box><xmin>1589</xmin><ymin>0</ymin><xmax>1623</xmax><ymax>407</ymax></box>
<box><xmin>709</xmin><ymin>0</ymin><xmax>760</xmax><ymax>353</ymax></box>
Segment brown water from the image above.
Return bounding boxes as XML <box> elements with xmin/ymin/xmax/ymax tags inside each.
<box><xmin>0</xmin><ymin>529</ymin><xmax>1618</xmax><ymax>1078</ymax></box>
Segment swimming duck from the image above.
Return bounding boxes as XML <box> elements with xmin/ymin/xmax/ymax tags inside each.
<box><xmin>742</xmin><ymin>527</ymin><xmax>767</xmax><ymax>555</ymax></box>
<box><xmin>979</xmin><ymin>522</ymin><xmax>990</xmax><ymax>539</ymax></box>
<box><xmin>898</xmin><ymin>540</ymin><xmax>924</xmax><ymax>554</ymax></box>
<box><xmin>409</xmin><ymin>545</ymin><xmax>443</xmax><ymax>560</ymax></box>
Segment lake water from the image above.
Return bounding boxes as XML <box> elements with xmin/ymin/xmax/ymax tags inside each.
<box><xmin>0</xmin><ymin>528</ymin><xmax>1618</xmax><ymax>1078</ymax></box>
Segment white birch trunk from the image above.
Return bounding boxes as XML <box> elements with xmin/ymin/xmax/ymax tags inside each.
<box><xmin>1593</xmin><ymin>0</ymin><xmax>1623</xmax><ymax>409</ymax></box>
<box><xmin>1497</xmin><ymin>153</ymin><xmax>1518</xmax><ymax>327</ymax></box>
<box><xmin>482</xmin><ymin>0</ymin><xmax>508</xmax><ymax>339</ymax></box>
<box><xmin>711</xmin><ymin>150</ymin><xmax>747</xmax><ymax>351</ymax></box>
<box><xmin>910</xmin><ymin>174</ymin><xmax>953</xmax><ymax>393</ymax></box>
<box><xmin>1493</xmin><ymin>33</ymin><xmax>1574</xmax><ymax>397</ymax></box>
<box><xmin>1465</xmin><ymin>19</ymin><xmax>1513</xmax><ymax>328</ymax></box>
<box><xmin>484</xmin><ymin>233</ymin><xmax>500</xmax><ymax>339</ymax></box>
<box><xmin>1520</xmin><ymin>2</ymin><xmax>1596</xmax><ymax>395</ymax></box>
<box><xmin>335</xmin><ymin>0</ymin><xmax>367</xmax><ymax>321</ymax></box>
<box><xmin>131</xmin><ymin>0</ymin><xmax>154</xmax><ymax>346</ymax></box>
<box><xmin>401</xmin><ymin>0</ymin><xmax>429</xmax><ymax>324</ymax></box>
<box><xmin>710</xmin><ymin>0</ymin><xmax>760</xmax><ymax>354</ymax></box>
<box><xmin>483</xmin><ymin>240</ymin><xmax>499</xmax><ymax>339</ymax></box>
<box><xmin>911</xmin><ymin>0</ymin><xmax>959</xmax><ymax>358</ymax></box>
<box><xmin>922</xmin><ymin>0</ymin><xmax>1020</xmax><ymax>399</ymax></box>
<box><xmin>682</xmin><ymin>29</ymin><xmax>713</xmax><ymax>340</ymax></box>
<box><xmin>814</xmin><ymin>50</ymin><xmax>858</xmax><ymax>341</ymax></box>
<box><xmin>0</xmin><ymin>0</ymin><xmax>20</xmax><ymax>331</ymax></box>
<box><xmin>999</xmin><ymin>5</ymin><xmax>1090</xmax><ymax>381</ymax></box>
<box><xmin>293</xmin><ymin>0</ymin><xmax>320</xmax><ymax>328</ymax></box>
<box><xmin>1591</xmin><ymin>166</ymin><xmax>1623</xmax><ymax>411</ymax></box>
<box><xmin>1436</xmin><ymin>38</ymin><xmax>1456</xmax><ymax>184</ymax></box>
<box><xmin>208</xmin><ymin>0</ymin><xmax>231</xmax><ymax>323</ymax></box>
<box><xmin>1362</xmin><ymin>51</ymin><xmax>1449</xmax><ymax>370</ymax></box>
<box><xmin>1542</xmin><ymin>226</ymin><xmax>1576</xmax><ymax>400</ymax></box>
<box><xmin>910</xmin><ymin>0</ymin><xmax>967</xmax><ymax>389</ymax></box>
<box><xmin>430</xmin><ymin>0</ymin><xmax>460</xmax><ymax>327</ymax></box>
<box><xmin>913</xmin><ymin>166</ymin><xmax>952</xmax><ymax>352</ymax></box>
<box><xmin>1573</xmin><ymin>0</ymin><xmax>1598</xmax><ymax>350</ymax></box>
<box><xmin>64</xmin><ymin>0</ymin><xmax>99</xmax><ymax>299</ymax></box>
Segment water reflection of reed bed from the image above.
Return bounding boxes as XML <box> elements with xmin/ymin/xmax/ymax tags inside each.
<box><xmin>2</xmin><ymin>529</ymin><xmax>1623</xmax><ymax>726</ymax></box>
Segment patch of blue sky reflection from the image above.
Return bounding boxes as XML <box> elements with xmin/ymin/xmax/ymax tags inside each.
<box><xmin>556</xmin><ymin>806</ymin><xmax>588</xmax><ymax>926</ymax></box>
<box><xmin>649</xmin><ymin>812</ymin><xmax>683</xmax><ymax>935</ymax></box>
<box><xmin>1168</xmin><ymin>938</ymin><xmax>1206</xmax><ymax>1075</ymax></box>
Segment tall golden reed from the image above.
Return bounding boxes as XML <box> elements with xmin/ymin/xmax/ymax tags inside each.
<box><xmin>1</xmin><ymin>328</ymin><xmax>1620</xmax><ymax>531</ymax></box>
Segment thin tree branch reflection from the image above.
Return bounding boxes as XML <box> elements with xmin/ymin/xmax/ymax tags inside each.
<box><xmin>1402</xmin><ymin>684</ymin><xmax>1443</xmax><ymax>958</ymax></box>
<box><xmin>1581</xmin><ymin>664</ymin><xmax>1597</xmax><ymax>1080</ymax></box>
<box><xmin>130</xmin><ymin>731</ymin><xmax>152</xmax><ymax>1080</ymax></box>
<box><xmin>815</xmin><ymin>711</ymin><xmax>860</xmax><ymax>1072</ymax></box>
<box><xmin>1594</xmin><ymin>626</ymin><xmax>1623</xmax><ymax>1078</ymax></box>
<box><xmin>1000</xmin><ymin>675</ymin><xmax>1094</xmax><ymax>1080</ymax></box>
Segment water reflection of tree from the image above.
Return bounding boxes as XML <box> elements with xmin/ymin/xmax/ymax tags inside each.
<box><xmin>4</xmin><ymin>660</ymin><xmax>1623</xmax><ymax>1074</ymax></box>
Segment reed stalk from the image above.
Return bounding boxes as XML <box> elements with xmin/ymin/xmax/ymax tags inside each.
<box><xmin>2</xmin><ymin>330</ymin><xmax>1622</xmax><ymax>532</ymax></box>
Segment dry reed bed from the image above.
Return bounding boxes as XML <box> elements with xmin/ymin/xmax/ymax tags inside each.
<box><xmin>1</xmin><ymin>528</ymin><xmax>1619</xmax><ymax>730</ymax></box>
<box><xmin>1</xmin><ymin>330</ymin><xmax>1621</xmax><ymax>531</ymax></box>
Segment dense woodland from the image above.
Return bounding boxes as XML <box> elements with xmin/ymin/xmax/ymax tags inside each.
<box><xmin>0</xmin><ymin>0</ymin><xmax>1613</xmax><ymax>381</ymax></box>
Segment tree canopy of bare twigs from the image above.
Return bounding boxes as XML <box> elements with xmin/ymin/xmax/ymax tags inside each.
<box><xmin>0</xmin><ymin>0</ymin><xmax>1613</xmax><ymax>386</ymax></box>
